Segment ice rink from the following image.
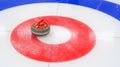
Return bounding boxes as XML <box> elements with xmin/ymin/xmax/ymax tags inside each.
<box><xmin>0</xmin><ymin>0</ymin><xmax>120</xmax><ymax>67</ymax></box>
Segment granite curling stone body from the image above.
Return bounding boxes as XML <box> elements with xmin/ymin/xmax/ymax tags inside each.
<box><xmin>31</xmin><ymin>20</ymin><xmax>50</xmax><ymax>36</ymax></box>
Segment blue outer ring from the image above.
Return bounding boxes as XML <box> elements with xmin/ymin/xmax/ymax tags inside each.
<box><xmin>0</xmin><ymin>0</ymin><xmax>120</xmax><ymax>20</ymax></box>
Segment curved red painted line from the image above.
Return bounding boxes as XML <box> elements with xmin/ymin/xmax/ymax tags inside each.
<box><xmin>11</xmin><ymin>16</ymin><xmax>96</xmax><ymax>62</ymax></box>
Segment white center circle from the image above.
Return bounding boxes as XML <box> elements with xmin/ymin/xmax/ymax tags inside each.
<box><xmin>37</xmin><ymin>25</ymin><xmax>72</xmax><ymax>44</ymax></box>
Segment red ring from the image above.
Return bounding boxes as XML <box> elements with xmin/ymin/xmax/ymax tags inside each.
<box><xmin>11</xmin><ymin>16</ymin><xmax>96</xmax><ymax>62</ymax></box>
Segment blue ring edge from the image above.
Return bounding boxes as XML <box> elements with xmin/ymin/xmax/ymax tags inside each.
<box><xmin>0</xmin><ymin>0</ymin><xmax>120</xmax><ymax>21</ymax></box>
